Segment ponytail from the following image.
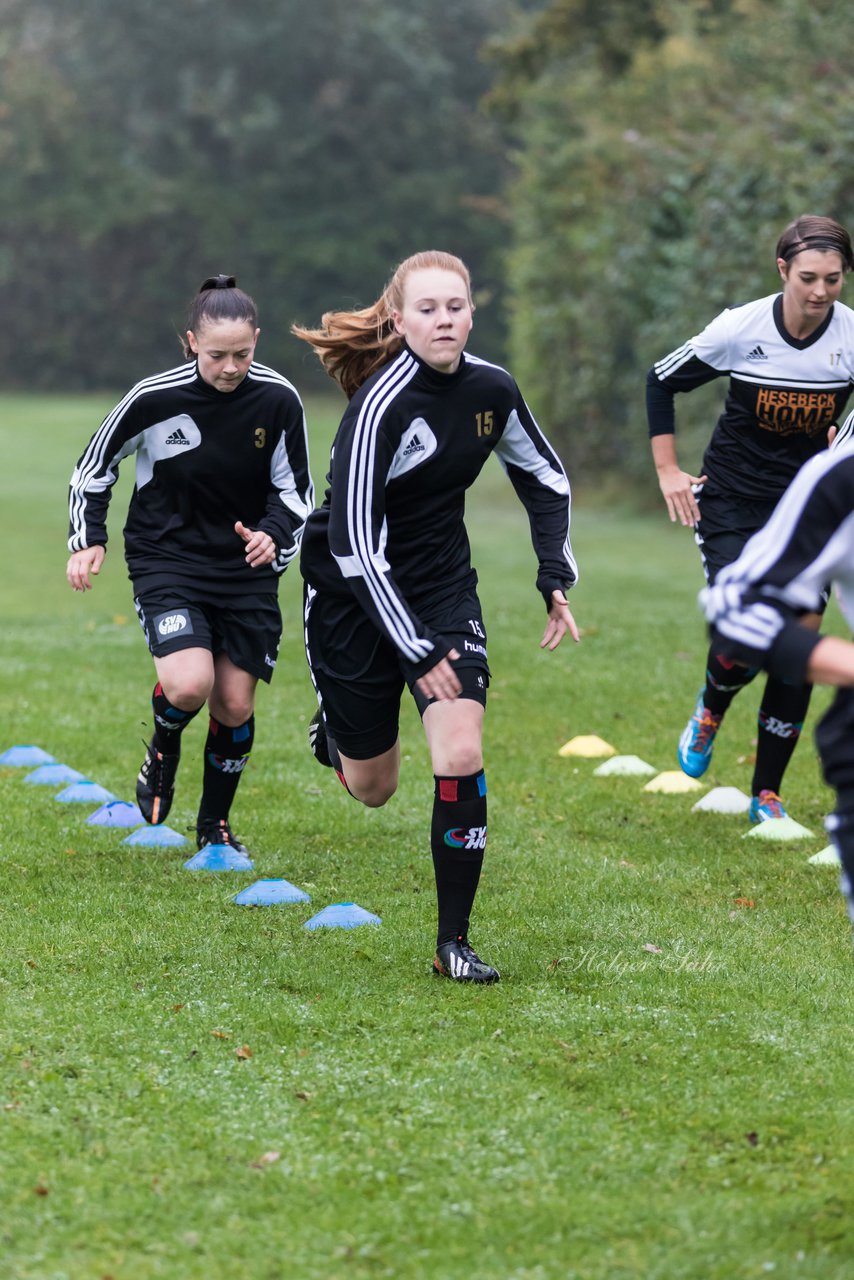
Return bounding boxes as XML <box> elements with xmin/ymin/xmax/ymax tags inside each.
<box><xmin>292</xmin><ymin>300</ymin><xmax>402</xmax><ymax>400</ymax></box>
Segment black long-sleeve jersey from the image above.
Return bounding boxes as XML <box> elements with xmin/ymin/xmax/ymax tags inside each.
<box><xmin>68</xmin><ymin>360</ymin><xmax>313</xmax><ymax>595</ymax></box>
<box><xmin>702</xmin><ymin>426</ymin><xmax>854</xmax><ymax>681</ymax></box>
<box><xmin>646</xmin><ymin>293</ymin><xmax>854</xmax><ymax>501</ymax></box>
<box><xmin>300</xmin><ymin>343</ymin><xmax>577</xmax><ymax>682</ymax></box>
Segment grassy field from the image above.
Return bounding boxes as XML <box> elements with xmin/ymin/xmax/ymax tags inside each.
<box><xmin>2</xmin><ymin>392</ymin><xmax>854</xmax><ymax>1280</ymax></box>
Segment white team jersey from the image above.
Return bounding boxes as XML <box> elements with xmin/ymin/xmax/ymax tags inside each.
<box><xmin>650</xmin><ymin>293</ymin><xmax>854</xmax><ymax>500</ymax></box>
<box><xmin>690</xmin><ymin>293</ymin><xmax>854</xmax><ymax>436</ymax></box>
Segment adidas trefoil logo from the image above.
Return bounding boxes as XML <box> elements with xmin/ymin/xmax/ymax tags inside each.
<box><xmin>165</xmin><ymin>427</ymin><xmax>191</xmax><ymax>446</ymax></box>
<box><xmin>402</xmin><ymin>433</ymin><xmax>426</xmax><ymax>458</ymax></box>
<box><xmin>745</xmin><ymin>345</ymin><xmax>768</xmax><ymax>362</ymax></box>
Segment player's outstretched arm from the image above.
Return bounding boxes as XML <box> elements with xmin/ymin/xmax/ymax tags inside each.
<box><xmin>66</xmin><ymin>545</ymin><xmax>105</xmax><ymax>592</ymax></box>
<box><xmin>540</xmin><ymin>590</ymin><xmax>580</xmax><ymax>652</ymax></box>
<box><xmin>235</xmin><ymin>520</ymin><xmax>276</xmax><ymax>568</ymax></box>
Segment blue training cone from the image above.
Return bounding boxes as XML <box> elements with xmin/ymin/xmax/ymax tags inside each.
<box><xmin>122</xmin><ymin>825</ymin><xmax>187</xmax><ymax>848</ymax></box>
<box><xmin>183</xmin><ymin>844</ymin><xmax>255</xmax><ymax>871</ymax></box>
<box><xmin>304</xmin><ymin>902</ymin><xmax>381</xmax><ymax>930</ymax></box>
<box><xmin>55</xmin><ymin>781</ymin><xmax>116</xmax><ymax>804</ymax></box>
<box><xmin>86</xmin><ymin>800</ymin><xmax>145</xmax><ymax>827</ymax></box>
<box><xmin>1</xmin><ymin>745</ymin><xmax>57</xmax><ymax>767</ymax></box>
<box><xmin>24</xmin><ymin>764</ymin><xmax>87</xmax><ymax>787</ymax></box>
<box><xmin>233</xmin><ymin>878</ymin><xmax>310</xmax><ymax>905</ymax></box>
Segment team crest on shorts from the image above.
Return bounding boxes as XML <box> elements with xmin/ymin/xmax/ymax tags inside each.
<box><xmin>154</xmin><ymin>609</ymin><xmax>193</xmax><ymax>638</ymax></box>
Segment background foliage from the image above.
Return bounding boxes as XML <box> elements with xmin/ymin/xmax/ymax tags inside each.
<box><xmin>4</xmin><ymin>0</ymin><xmax>854</xmax><ymax>479</ymax></box>
<box><xmin>491</xmin><ymin>0</ymin><xmax>854</xmax><ymax>477</ymax></box>
<box><xmin>0</xmin><ymin>0</ymin><xmax>525</xmax><ymax>389</ymax></box>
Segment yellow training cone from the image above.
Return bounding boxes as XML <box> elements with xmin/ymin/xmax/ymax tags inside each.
<box><xmin>643</xmin><ymin>771</ymin><xmax>703</xmax><ymax>794</ymax></box>
<box><xmin>558</xmin><ymin>735</ymin><xmax>617</xmax><ymax>758</ymax></box>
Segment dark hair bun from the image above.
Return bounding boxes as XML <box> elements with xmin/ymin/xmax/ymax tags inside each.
<box><xmin>199</xmin><ymin>274</ymin><xmax>237</xmax><ymax>292</ymax></box>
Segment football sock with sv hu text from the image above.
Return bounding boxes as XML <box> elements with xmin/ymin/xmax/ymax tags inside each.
<box><xmin>198</xmin><ymin>714</ymin><xmax>254</xmax><ymax>824</ymax></box>
<box><xmin>431</xmin><ymin>771</ymin><xmax>488</xmax><ymax>948</ymax></box>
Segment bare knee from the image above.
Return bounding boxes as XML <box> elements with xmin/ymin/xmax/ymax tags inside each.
<box><xmin>340</xmin><ymin>749</ymin><xmax>399</xmax><ymax>808</ymax></box>
<box><xmin>433</xmin><ymin>744</ymin><xmax>483</xmax><ymax>778</ymax></box>
<box><xmin>160</xmin><ymin>674</ymin><xmax>212</xmax><ymax>711</ymax></box>
<box><xmin>208</xmin><ymin>692</ymin><xmax>255</xmax><ymax>726</ymax></box>
<box><xmin>349</xmin><ymin>777</ymin><xmax>398</xmax><ymax>808</ymax></box>
<box><xmin>156</xmin><ymin>651</ymin><xmax>214</xmax><ymax>711</ymax></box>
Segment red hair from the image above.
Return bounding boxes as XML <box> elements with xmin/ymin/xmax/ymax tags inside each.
<box><xmin>292</xmin><ymin>251</ymin><xmax>473</xmax><ymax>399</ymax></box>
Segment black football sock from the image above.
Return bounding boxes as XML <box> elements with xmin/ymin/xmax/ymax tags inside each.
<box><xmin>751</xmin><ymin>677</ymin><xmax>812</xmax><ymax>796</ymax></box>
<box><xmin>197</xmin><ymin>714</ymin><xmax>254</xmax><ymax>824</ymax></box>
<box><xmin>431</xmin><ymin>771</ymin><xmax>488</xmax><ymax>948</ymax></box>
<box><xmin>150</xmin><ymin>682</ymin><xmax>200</xmax><ymax>753</ymax></box>
<box><xmin>702</xmin><ymin>648</ymin><xmax>759</xmax><ymax>717</ymax></box>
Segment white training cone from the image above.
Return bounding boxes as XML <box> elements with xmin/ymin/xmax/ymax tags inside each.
<box><xmin>643</xmin><ymin>771</ymin><xmax>703</xmax><ymax>794</ymax></box>
<box><xmin>558</xmin><ymin>735</ymin><xmax>616</xmax><ymax>758</ymax></box>
<box><xmin>743</xmin><ymin>816</ymin><xmax>814</xmax><ymax>840</ymax></box>
<box><xmin>692</xmin><ymin>786</ymin><xmax>752</xmax><ymax>814</ymax></box>
<box><xmin>593</xmin><ymin>755</ymin><xmax>657</xmax><ymax>777</ymax></box>
<box><xmin>808</xmin><ymin>845</ymin><xmax>841</xmax><ymax>866</ymax></box>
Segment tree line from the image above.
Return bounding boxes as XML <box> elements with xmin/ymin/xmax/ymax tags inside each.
<box><xmin>1</xmin><ymin>0</ymin><xmax>522</xmax><ymax>389</ymax></box>
<box><xmin>3</xmin><ymin>0</ymin><xmax>852</xmax><ymax>479</ymax></box>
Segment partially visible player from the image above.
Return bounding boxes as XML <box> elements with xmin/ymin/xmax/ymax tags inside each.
<box><xmin>647</xmin><ymin>214</ymin><xmax>854</xmax><ymax>822</ymax></box>
<box><xmin>293</xmin><ymin>250</ymin><xmax>579</xmax><ymax>983</ymax></box>
<box><xmin>67</xmin><ymin>275</ymin><xmax>313</xmax><ymax>855</ymax></box>
<box><xmin>703</xmin><ymin>418</ymin><xmax>854</xmax><ymax>925</ymax></box>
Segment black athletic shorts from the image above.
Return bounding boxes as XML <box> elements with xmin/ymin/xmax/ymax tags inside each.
<box><xmin>304</xmin><ymin>584</ymin><xmax>490</xmax><ymax>759</ymax></box>
<box><xmin>134</xmin><ymin>585</ymin><xmax>281</xmax><ymax>683</ymax></box>
<box><xmin>694</xmin><ymin>487</ymin><xmax>782</xmax><ymax>585</ymax></box>
<box><xmin>695</xmin><ymin>485</ymin><xmax>829</xmax><ymax>610</ymax></box>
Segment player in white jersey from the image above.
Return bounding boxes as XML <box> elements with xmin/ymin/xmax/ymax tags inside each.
<box><xmin>646</xmin><ymin>215</ymin><xmax>854</xmax><ymax>822</ymax></box>
<box><xmin>294</xmin><ymin>251</ymin><xmax>579</xmax><ymax>983</ymax></box>
<box><xmin>702</xmin><ymin>419</ymin><xmax>854</xmax><ymax>927</ymax></box>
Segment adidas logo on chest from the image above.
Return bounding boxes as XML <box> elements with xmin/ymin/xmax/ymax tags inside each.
<box><xmin>164</xmin><ymin>427</ymin><xmax>191</xmax><ymax>446</ymax></box>
<box><xmin>745</xmin><ymin>345</ymin><xmax>768</xmax><ymax>362</ymax></box>
<box><xmin>387</xmin><ymin>417</ymin><xmax>438</xmax><ymax>480</ymax></box>
<box><xmin>402</xmin><ymin>433</ymin><xmax>425</xmax><ymax>458</ymax></box>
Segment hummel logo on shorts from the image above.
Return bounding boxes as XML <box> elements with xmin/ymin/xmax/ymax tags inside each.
<box><xmin>165</xmin><ymin>428</ymin><xmax>191</xmax><ymax>446</ymax></box>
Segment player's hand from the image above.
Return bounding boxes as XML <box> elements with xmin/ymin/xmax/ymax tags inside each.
<box><xmin>415</xmin><ymin>650</ymin><xmax>462</xmax><ymax>702</ymax></box>
<box><xmin>235</xmin><ymin>521</ymin><xmax>276</xmax><ymax>567</ymax></box>
<box><xmin>657</xmin><ymin>466</ymin><xmax>707</xmax><ymax>526</ymax></box>
<box><xmin>541</xmin><ymin>591</ymin><xmax>579</xmax><ymax>651</ymax></box>
<box><xmin>67</xmin><ymin>545</ymin><xmax>105</xmax><ymax>592</ymax></box>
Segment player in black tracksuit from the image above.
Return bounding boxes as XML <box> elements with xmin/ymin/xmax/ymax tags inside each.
<box><xmin>646</xmin><ymin>215</ymin><xmax>854</xmax><ymax>822</ymax></box>
<box><xmin>67</xmin><ymin>276</ymin><xmax>313</xmax><ymax>854</ymax></box>
<box><xmin>294</xmin><ymin>250</ymin><xmax>579</xmax><ymax>982</ymax></box>
<box><xmin>703</xmin><ymin>420</ymin><xmax>854</xmax><ymax>930</ymax></box>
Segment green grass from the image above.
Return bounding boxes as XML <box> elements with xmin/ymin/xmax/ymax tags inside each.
<box><xmin>2</xmin><ymin>392</ymin><xmax>854</xmax><ymax>1279</ymax></box>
